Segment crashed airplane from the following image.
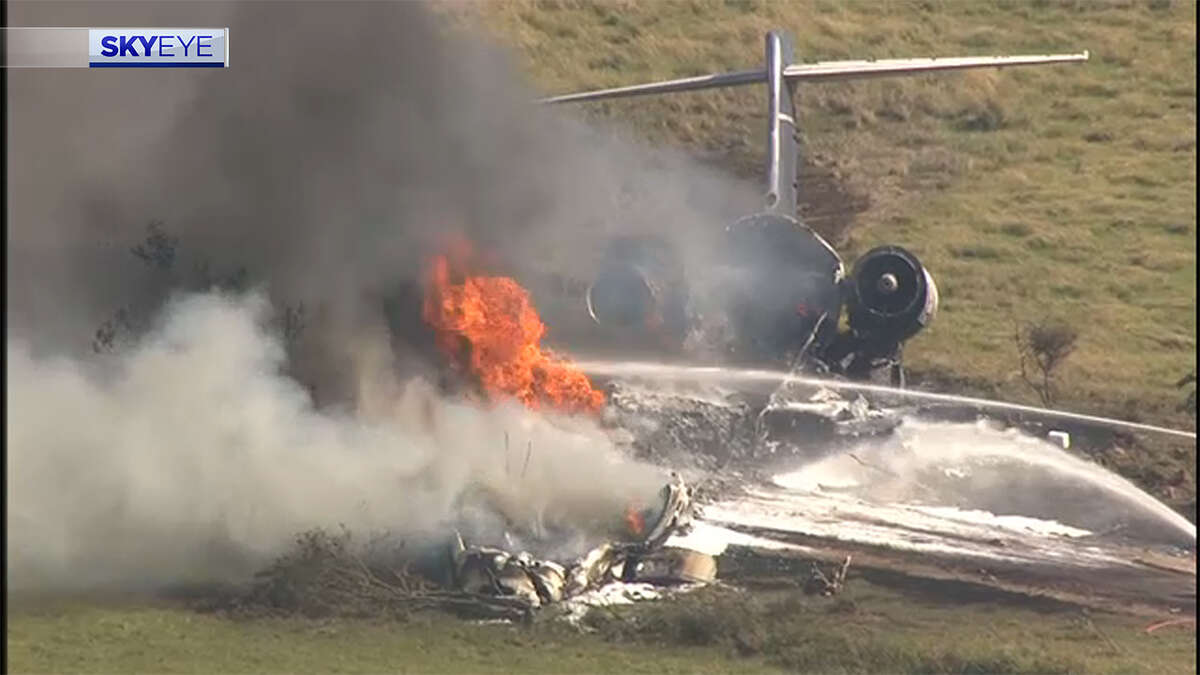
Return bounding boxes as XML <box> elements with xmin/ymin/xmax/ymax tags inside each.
<box><xmin>422</xmin><ymin>33</ymin><xmax>1100</xmax><ymax>614</ymax></box>
<box><xmin>545</xmin><ymin>32</ymin><xmax>1087</xmax><ymax>387</ymax></box>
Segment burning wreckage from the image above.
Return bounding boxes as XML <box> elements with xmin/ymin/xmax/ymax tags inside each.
<box><xmin>416</xmin><ymin>236</ymin><xmax>724</xmax><ymax>617</ymax></box>
<box><xmin>447</xmin><ymin>474</ymin><xmax>711</xmax><ymax>615</ymax></box>
<box><xmin>395</xmin><ymin>34</ymin><xmax>1094</xmax><ymax>617</ymax></box>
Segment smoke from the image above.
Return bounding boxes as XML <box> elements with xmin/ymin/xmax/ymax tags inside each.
<box><xmin>6</xmin><ymin>1</ymin><xmax>754</xmax><ymax>589</ymax></box>
<box><xmin>7</xmin><ymin>290</ymin><xmax>668</xmax><ymax>590</ymax></box>
<box><xmin>7</xmin><ymin>0</ymin><xmax>758</xmax><ymax>404</ymax></box>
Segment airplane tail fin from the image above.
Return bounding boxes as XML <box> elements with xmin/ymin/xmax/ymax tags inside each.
<box><xmin>539</xmin><ymin>34</ymin><xmax>1087</xmax><ymax>216</ymax></box>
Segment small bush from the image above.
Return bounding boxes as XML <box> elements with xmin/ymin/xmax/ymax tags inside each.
<box><xmin>1015</xmin><ymin>318</ymin><xmax>1080</xmax><ymax>406</ymax></box>
<box><xmin>998</xmin><ymin>222</ymin><xmax>1032</xmax><ymax>238</ymax></box>
<box><xmin>956</xmin><ymin>101</ymin><xmax>1007</xmax><ymax>132</ymax></box>
<box><xmin>1177</xmin><ymin>370</ymin><xmax>1196</xmax><ymax>418</ymax></box>
<box><xmin>950</xmin><ymin>245</ymin><xmax>1003</xmax><ymax>260</ymax></box>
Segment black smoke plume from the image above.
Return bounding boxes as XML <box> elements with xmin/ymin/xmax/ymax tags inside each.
<box><xmin>8</xmin><ymin>0</ymin><xmax>756</xmax><ymax>404</ymax></box>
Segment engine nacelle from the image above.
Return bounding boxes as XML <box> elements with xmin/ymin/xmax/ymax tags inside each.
<box><xmin>846</xmin><ymin>245</ymin><xmax>938</xmax><ymax>345</ymax></box>
<box><xmin>586</xmin><ymin>262</ymin><xmax>658</xmax><ymax>329</ymax></box>
<box><xmin>584</xmin><ymin>237</ymin><xmax>688</xmax><ymax>347</ymax></box>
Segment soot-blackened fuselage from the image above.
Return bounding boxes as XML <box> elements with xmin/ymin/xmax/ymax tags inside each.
<box><xmin>584</xmin><ymin>211</ymin><xmax>937</xmax><ymax>384</ymax></box>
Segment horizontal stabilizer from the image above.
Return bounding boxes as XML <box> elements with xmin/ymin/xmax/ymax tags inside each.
<box><xmin>539</xmin><ymin>68</ymin><xmax>764</xmax><ymax>104</ymax></box>
<box><xmin>539</xmin><ymin>52</ymin><xmax>1088</xmax><ymax>104</ymax></box>
<box><xmin>783</xmin><ymin>52</ymin><xmax>1089</xmax><ymax>82</ymax></box>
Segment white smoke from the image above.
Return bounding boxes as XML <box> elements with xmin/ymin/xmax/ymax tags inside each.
<box><xmin>6</xmin><ymin>290</ymin><xmax>666</xmax><ymax>591</ymax></box>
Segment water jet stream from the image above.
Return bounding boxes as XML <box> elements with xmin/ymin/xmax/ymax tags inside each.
<box><xmin>579</xmin><ymin>360</ymin><xmax>1197</xmax><ymax>441</ymax></box>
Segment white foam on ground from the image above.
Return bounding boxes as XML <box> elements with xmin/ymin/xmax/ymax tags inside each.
<box><xmin>773</xmin><ymin>462</ymin><xmax>860</xmax><ymax>492</ymax></box>
<box><xmin>700</xmin><ymin>486</ymin><xmax>1127</xmax><ymax>569</ymax></box>
<box><xmin>662</xmin><ymin>521</ymin><xmax>730</xmax><ymax>555</ymax></box>
<box><xmin>569</xmin><ymin>581</ymin><xmax>663</xmax><ymax>607</ymax></box>
<box><xmin>664</xmin><ymin>520</ymin><xmax>816</xmax><ymax>555</ymax></box>
<box><xmin>908</xmin><ymin>505</ymin><xmax>1093</xmax><ymax>538</ymax></box>
<box><xmin>751</xmin><ymin>416</ymin><xmax>1194</xmax><ymax>569</ymax></box>
<box><xmin>558</xmin><ymin>582</ymin><xmax>672</xmax><ymax>624</ymax></box>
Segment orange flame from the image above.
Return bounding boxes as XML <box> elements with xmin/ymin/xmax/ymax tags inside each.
<box><xmin>624</xmin><ymin>502</ymin><xmax>646</xmax><ymax>537</ymax></box>
<box><xmin>422</xmin><ymin>247</ymin><xmax>605</xmax><ymax>415</ymax></box>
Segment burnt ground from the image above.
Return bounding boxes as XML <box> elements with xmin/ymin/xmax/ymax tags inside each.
<box><xmin>718</xmin><ymin>530</ymin><xmax>1196</xmax><ymax>619</ymax></box>
<box><xmin>794</xmin><ymin>158</ymin><xmax>872</xmax><ymax>248</ymax></box>
<box><xmin>686</xmin><ymin>150</ymin><xmax>872</xmax><ymax>247</ymax></box>
<box><xmin>700</xmin><ymin>467</ymin><xmax>1196</xmax><ymax>619</ymax></box>
<box><xmin>597</xmin><ymin>375</ymin><xmax>1196</xmax><ymax>620</ymax></box>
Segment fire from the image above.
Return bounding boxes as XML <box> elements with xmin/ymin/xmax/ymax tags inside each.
<box><xmin>422</xmin><ymin>247</ymin><xmax>605</xmax><ymax>415</ymax></box>
<box><xmin>624</xmin><ymin>502</ymin><xmax>646</xmax><ymax>537</ymax></box>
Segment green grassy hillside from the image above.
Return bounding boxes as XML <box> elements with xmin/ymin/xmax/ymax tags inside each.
<box><xmin>8</xmin><ymin>581</ymin><xmax>1195</xmax><ymax>674</ymax></box>
<box><xmin>454</xmin><ymin>0</ymin><xmax>1195</xmax><ymax>431</ymax></box>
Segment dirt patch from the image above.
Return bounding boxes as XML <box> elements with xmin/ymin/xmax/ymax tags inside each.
<box><xmin>796</xmin><ymin>159</ymin><xmax>871</xmax><ymax>247</ymax></box>
<box><xmin>697</xmin><ymin>148</ymin><xmax>871</xmax><ymax>247</ymax></box>
<box><xmin>719</xmin><ymin>547</ymin><xmax>1082</xmax><ymax>614</ymax></box>
<box><xmin>715</xmin><ymin>526</ymin><xmax>1195</xmax><ymax>619</ymax></box>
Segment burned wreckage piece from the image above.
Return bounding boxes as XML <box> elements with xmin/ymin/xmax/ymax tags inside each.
<box><xmin>602</xmin><ymin>377</ymin><xmax>904</xmax><ymax>469</ymax></box>
<box><xmin>446</xmin><ymin>475</ymin><xmax>714</xmax><ymax>614</ymax></box>
<box><xmin>584</xmin><ymin>199</ymin><xmax>938</xmax><ymax>387</ymax></box>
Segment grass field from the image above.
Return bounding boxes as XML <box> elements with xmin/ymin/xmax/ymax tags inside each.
<box><xmin>6</xmin><ymin>4</ymin><xmax>1195</xmax><ymax>674</ymax></box>
<box><xmin>8</xmin><ymin>578</ymin><xmax>1195</xmax><ymax>674</ymax></box>
<box><xmin>4</xmin><ymin>599</ymin><xmax>778</xmax><ymax>674</ymax></box>
<box><xmin>448</xmin><ymin>0</ymin><xmax>1198</xmax><ymax>511</ymax></box>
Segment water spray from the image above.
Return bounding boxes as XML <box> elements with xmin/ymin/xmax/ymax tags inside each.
<box><xmin>578</xmin><ymin>360</ymin><xmax>1197</xmax><ymax>441</ymax></box>
<box><xmin>585</xmin><ymin>359</ymin><xmax>1196</xmax><ymax>542</ymax></box>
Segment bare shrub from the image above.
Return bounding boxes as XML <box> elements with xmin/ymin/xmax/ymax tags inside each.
<box><xmin>221</xmin><ymin>527</ymin><xmax>533</xmax><ymax>622</ymax></box>
<box><xmin>1015</xmin><ymin>318</ymin><xmax>1079</xmax><ymax>406</ymax></box>
<box><xmin>1178</xmin><ymin>370</ymin><xmax>1196</xmax><ymax>418</ymax></box>
<box><xmin>130</xmin><ymin>220</ymin><xmax>178</xmax><ymax>270</ymax></box>
<box><xmin>94</xmin><ymin>222</ymin><xmax>305</xmax><ymax>356</ymax></box>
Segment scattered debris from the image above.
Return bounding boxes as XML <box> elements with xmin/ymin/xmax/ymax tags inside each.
<box><xmin>444</xmin><ymin>473</ymin><xmax>713</xmax><ymax>617</ymax></box>
<box><xmin>846</xmin><ymin>451</ymin><xmax>900</xmax><ymax>479</ymax></box>
<box><xmin>220</xmin><ymin>474</ymin><xmax>714</xmax><ymax>623</ymax></box>
<box><xmin>603</xmin><ymin>379</ymin><xmax>901</xmax><ymax>472</ymax></box>
<box><xmin>603</xmin><ymin>382</ymin><xmax>757</xmax><ymax>467</ymax></box>
<box><xmin>1079</xmin><ymin>610</ymin><xmax>1125</xmax><ymax>655</ymax></box>
<box><xmin>637</xmin><ymin>547</ymin><xmax>719</xmax><ymax>584</ymax></box>
<box><xmin>804</xmin><ymin>555</ymin><xmax>852</xmax><ymax>596</ymax></box>
<box><xmin>1048</xmin><ymin>430</ymin><xmax>1070</xmax><ymax>449</ymax></box>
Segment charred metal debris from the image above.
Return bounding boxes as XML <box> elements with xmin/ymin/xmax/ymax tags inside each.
<box><xmin>601</xmin><ymin>378</ymin><xmax>902</xmax><ymax>473</ymax></box>
<box><xmin>226</xmin><ymin>475</ymin><xmax>715</xmax><ymax>623</ymax></box>
<box><xmin>446</xmin><ymin>473</ymin><xmax>716</xmax><ymax>619</ymax></box>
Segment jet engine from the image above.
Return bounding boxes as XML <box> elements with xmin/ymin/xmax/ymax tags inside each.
<box><xmin>584</xmin><ymin>237</ymin><xmax>689</xmax><ymax>348</ymax></box>
<box><xmin>845</xmin><ymin>245</ymin><xmax>938</xmax><ymax>345</ymax></box>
